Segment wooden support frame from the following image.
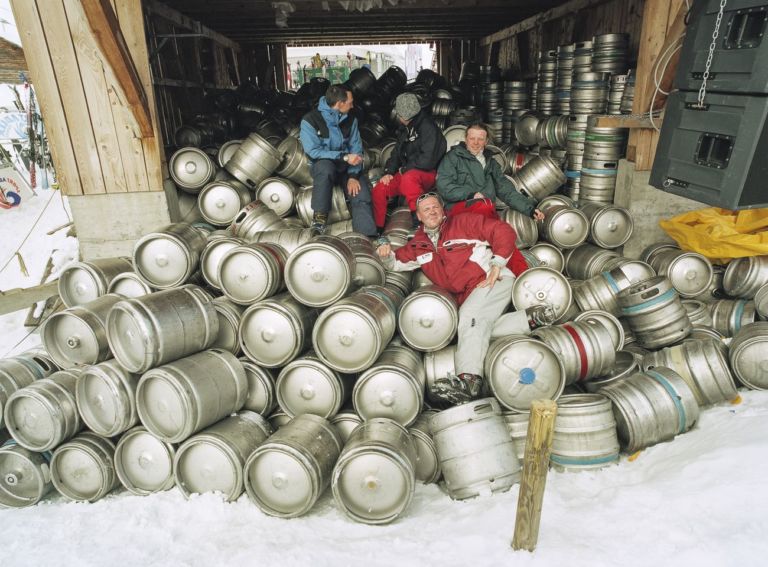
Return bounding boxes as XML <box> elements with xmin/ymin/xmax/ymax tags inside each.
<box><xmin>82</xmin><ymin>0</ymin><xmax>153</xmax><ymax>138</ymax></box>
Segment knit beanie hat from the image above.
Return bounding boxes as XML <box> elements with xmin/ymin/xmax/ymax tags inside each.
<box><xmin>395</xmin><ymin>93</ymin><xmax>421</xmax><ymax>121</ymax></box>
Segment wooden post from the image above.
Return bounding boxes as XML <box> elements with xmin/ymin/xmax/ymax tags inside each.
<box><xmin>512</xmin><ymin>399</ymin><xmax>558</xmax><ymax>552</ymax></box>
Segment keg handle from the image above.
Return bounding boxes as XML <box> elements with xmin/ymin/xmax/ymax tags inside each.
<box><xmin>473</xmin><ymin>402</ymin><xmax>494</xmax><ymax>415</ymax></box>
<box><xmin>187</xmin><ymin>285</ymin><xmax>215</xmax><ymax>305</ymax></box>
<box><xmin>639</xmin><ymin>288</ymin><xmax>660</xmax><ymax>300</ymax></box>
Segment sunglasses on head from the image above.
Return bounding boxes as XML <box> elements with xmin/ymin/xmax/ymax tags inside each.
<box><xmin>416</xmin><ymin>192</ymin><xmax>441</xmax><ymax>206</ymax></box>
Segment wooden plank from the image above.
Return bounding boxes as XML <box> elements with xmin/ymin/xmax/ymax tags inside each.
<box><xmin>36</xmin><ymin>0</ymin><xmax>106</xmax><ymax>195</ymax></box>
<box><xmin>10</xmin><ymin>0</ymin><xmax>78</xmax><ymax>195</ymax></box>
<box><xmin>480</xmin><ymin>0</ymin><xmax>613</xmax><ymax>46</ymax></box>
<box><xmin>594</xmin><ymin>113</ymin><xmax>663</xmax><ymax>129</ymax></box>
<box><xmin>0</xmin><ymin>281</ymin><xmax>59</xmax><ymax>317</ymax></box>
<box><xmin>512</xmin><ymin>400</ymin><xmax>558</xmax><ymax>552</ymax></box>
<box><xmin>81</xmin><ymin>0</ymin><xmax>153</xmax><ymax>139</ymax></box>
<box><xmin>63</xmin><ymin>0</ymin><xmax>129</xmax><ymax>194</ymax></box>
<box><xmin>115</xmin><ymin>0</ymin><xmax>167</xmax><ymax>191</ymax></box>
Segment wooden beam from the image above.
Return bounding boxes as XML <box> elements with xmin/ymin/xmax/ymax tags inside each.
<box><xmin>0</xmin><ymin>281</ymin><xmax>59</xmax><ymax>317</ymax></box>
<box><xmin>81</xmin><ymin>0</ymin><xmax>153</xmax><ymax>138</ymax></box>
<box><xmin>593</xmin><ymin>113</ymin><xmax>664</xmax><ymax>129</ymax></box>
<box><xmin>480</xmin><ymin>0</ymin><xmax>613</xmax><ymax>46</ymax></box>
<box><xmin>512</xmin><ymin>399</ymin><xmax>558</xmax><ymax>552</ymax></box>
<box><xmin>146</xmin><ymin>0</ymin><xmax>241</xmax><ymax>51</ymax></box>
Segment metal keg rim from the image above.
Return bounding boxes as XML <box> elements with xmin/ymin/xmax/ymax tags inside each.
<box><xmin>50</xmin><ymin>434</ymin><xmax>116</xmax><ymax>502</ymax></box>
<box><xmin>0</xmin><ymin>445</ymin><xmax>50</xmax><ymax>507</ymax></box>
<box><xmin>173</xmin><ymin>432</ymin><xmax>247</xmax><ymax>501</ymax></box>
<box><xmin>114</xmin><ymin>425</ymin><xmax>176</xmax><ymax>496</ymax></box>
<box><xmin>353</xmin><ymin>363</ymin><xmax>424</xmax><ymax>426</ymax></box>
<box><xmin>4</xmin><ymin>379</ymin><xmax>75</xmax><ymax>452</ymax></box>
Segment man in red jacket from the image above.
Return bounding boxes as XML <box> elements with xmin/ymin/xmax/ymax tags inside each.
<box><xmin>375</xmin><ymin>193</ymin><xmax>555</xmax><ymax>404</ymax></box>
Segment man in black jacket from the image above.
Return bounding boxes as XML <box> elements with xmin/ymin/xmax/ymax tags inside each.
<box><xmin>371</xmin><ymin>93</ymin><xmax>447</xmax><ymax>230</ymax></box>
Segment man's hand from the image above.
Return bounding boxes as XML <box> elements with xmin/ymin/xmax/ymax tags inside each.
<box><xmin>473</xmin><ymin>192</ymin><xmax>484</xmax><ymax>199</ymax></box>
<box><xmin>532</xmin><ymin>208</ymin><xmax>545</xmax><ymax>221</ymax></box>
<box><xmin>379</xmin><ymin>174</ymin><xmax>394</xmax><ymax>185</ymax></box>
<box><xmin>347</xmin><ymin>177</ymin><xmax>361</xmax><ymax>197</ymax></box>
<box><xmin>376</xmin><ymin>243</ymin><xmax>392</xmax><ymax>258</ymax></box>
<box><xmin>477</xmin><ymin>264</ymin><xmax>502</xmax><ymax>289</ymax></box>
<box><xmin>346</xmin><ymin>153</ymin><xmax>363</xmax><ymax>166</ymax></box>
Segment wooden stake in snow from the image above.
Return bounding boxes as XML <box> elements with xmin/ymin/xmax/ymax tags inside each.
<box><xmin>512</xmin><ymin>399</ymin><xmax>557</xmax><ymax>552</ymax></box>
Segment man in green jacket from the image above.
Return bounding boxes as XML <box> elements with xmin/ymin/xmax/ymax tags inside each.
<box><xmin>436</xmin><ymin>123</ymin><xmax>545</xmax><ymax>221</ymax></box>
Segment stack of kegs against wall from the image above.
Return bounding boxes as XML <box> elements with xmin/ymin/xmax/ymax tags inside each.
<box><xmin>556</xmin><ymin>43</ymin><xmax>575</xmax><ymax>115</ymax></box>
<box><xmin>579</xmin><ymin>117</ymin><xmax>628</xmax><ymax>203</ymax></box>
<box><xmin>620</xmin><ymin>70</ymin><xmax>636</xmax><ymax>114</ymax></box>
<box><xmin>502</xmin><ymin>81</ymin><xmax>530</xmax><ymax>144</ymax></box>
<box><xmin>607</xmin><ymin>73</ymin><xmax>629</xmax><ymax>114</ymax></box>
<box><xmin>536</xmin><ymin>50</ymin><xmax>558</xmax><ymax>116</ymax></box>
<box><xmin>591</xmin><ymin>33</ymin><xmax>630</xmax><ymax>75</ymax></box>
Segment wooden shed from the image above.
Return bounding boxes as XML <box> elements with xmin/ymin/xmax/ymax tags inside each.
<box><xmin>10</xmin><ymin>0</ymin><xmax>698</xmax><ymax>259</ymax></box>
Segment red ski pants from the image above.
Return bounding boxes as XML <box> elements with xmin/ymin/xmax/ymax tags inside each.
<box><xmin>371</xmin><ymin>169</ymin><xmax>437</xmax><ymax>228</ymax></box>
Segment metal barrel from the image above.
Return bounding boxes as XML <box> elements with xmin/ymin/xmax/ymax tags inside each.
<box><xmin>77</xmin><ymin>359</ymin><xmax>141</xmax><ymax>437</ymax></box>
<box><xmin>499</xmin><ymin>208</ymin><xmax>539</xmax><ymax>249</ymax></box>
<box><xmin>4</xmin><ymin>369</ymin><xmax>82</xmax><ymax>452</ymax></box>
<box><xmin>408</xmin><ymin>410</ymin><xmax>441</xmax><ymax>484</ymax></box>
<box><xmin>382</xmin><ymin>207</ymin><xmax>413</xmax><ymax>249</ymax></box>
<box><xmin>240</xmin><ymin>358</ymin><xmax>277</xmax><ymax>416</ymax></box>
<box><xmin>578</xmin><ymin>201</ymin><xmax>633</xmax><ymax>249</ymax></box>
<box><xmin>133</xmin><ymin>222</ymin><xmax>208</xmax><ymax>289</ymax></box>
<box><xmin>0</xmin><ymin>352</ymin><xmax>59</xmax><ymax>429</ymax></box>
<box><xmin>618</xmin><ymin>276</ymin><xmax>692</xmax><ymax>349</ymax></box>
<box><xmin>397</xmin><ymin>285</ymin><xmax>458</xmax><ymax>352</ymax></box>
<box><xmin>107</xmin><ymin>271</ymin><xmax>155</xmax><ymax>298</ymax></box>
<box><xmin>529</xmin><ymin>243</ymin><xmax>565</xmax><ymax>272</ymax></box>
<box><xmin>532</xmin><ymin>321</ymin><xmax>616</xmax><ymax>385</ymax></box>
<box><xmin>58</xmin><ymin>257</ymin><xmax>134</xmax><ymax>307</ymax></box>
<box><xmin>332</xmin><ymin>417</ymin><xmax>417</xmax><ymax>524</ymax></box>
<box><xmin>255</xmin><ymin>177</ymin><xmax>299</xmax><ymax>218</ymax></box>
<box><xmin>244</xmin><ymin>413</ymin><xmax>342</xmax><ymax>518</ymax></box>
<box><xmin>582</xmin><ymin>349</ymin><xmax>639</xmax><ymax>393</ymax></box>
<box><xmin>511</xmin><ymin>266</ymin><xmax>573</xmax><ymax>321</ymax></box>
<box><xmin>512</xmin><ymin>155</ymin><xmax>566</xmax><ymax>200</ymax></box>
<box><xmin>251</xmin><ymin>228</ymin><xmax>314</xmax><ymax>255</ymax></box>
<box><xmin>647</xmin><ymin>248</ymin><xmax>714</xmax><ymax>299</ymax></box>
<box><xmin>50</xmin><ymin>431</ymin><xmax>118</xmax><ymax>502</ymax></box>
<box><xmin>514</xmin><ymin>111</ymin><xmax>542</xmax><ymax>146</ymax></box>
<box><xmin>114</xmin><ymin>426</ymin><xmax>176</xmax><ymax>496</ymax></box>
<box><xmin>384</xmin><ymin>269</ymin><xmax>413</xmax><ymax>297</ymax></box>
<box><xmin>136</xmin><ymin>349</ymin><xmax>248</xmax><ymax>444</ymax></box>
<box><xmin>641</xmin><ymin>339</ymin><xmax>738</xmax><ymax>406</ymax></box>
<box><xmin>723</xmin><ymin>256</ymin><xmax>768</xmax><ymax>298</ymax></box>
<box><xmin>41</xmin><ymin>294</ymin><xmax>122</xmax><ymax>368</ymax></box>
<box><xmin>338</xmin><ymin>232</ymin><xmax>386</xmax><ymax>287</ymax></box>
<box><xmin>710</xmin><ymin>299</ymin><xmax>757</xmax><ymax>337</ymax></box>
<box><xmin>276</xmin><ymin>352</ymin><xmax>355</xmax><ymax>419</ymax></box>
<box><xmin>239</xmin><ymin>293</ymin><xmax>317</xmax><ymax>368</ymax></box>
<box><xmin>502</xmin><ymin>411</ymin><xmax>529</xmax><ymax>462</ymax></box>
<box><xmin>284</xmin><ymin>235</ymin><xmax>356</xmax><ymax>308</ymax></box>
<box><xmin>331</xmin><ymin>406</ymin><xmax>363</xmax><ymax>444</ymax></box>
<box><xmin>352</xmin><ymin>344</ymin><xmax>425</xmax><ymax>427</ymax></box>
<box><xmin>107</xmin><ymin>285</ymin><xmax>219</xmax><ymax>374</ymax></box>
<box><xmin>550</xmin><ymin>393</ymin><xmax>620</xmax><ymax>471</ymax></box>
<box><xmin>274</xmin><ymin>135</ymin><xmax>313</xmax><ymax>186</ymax></box>
<box><xmin>198</xmin><ymin>179</ymin><xmax>252</xmax><ymax>226</ymax></box>
<box><xmin>485</xmin><ymin>336</ymin><xmax>566</xmax><ymax>412</ymax></box>
<box><xmin>729</xmin><ymin>322</ymin><xmax>768</xmax><ymax>390</ymax></box>
<box><xmin>563</xmin><ymin>243</ymin><xmax>621</xmax><ymax>280</ymax></box>
<box><xmin>200</xmin><ymin>235</ymin><xmax>244</xmax><ymax>290</ymax></box>
<box><xmin>430</xmin><ymin>398</ymin><xmax>521</xmax><ymax>500</ymax></box>
<box><xmin>218</xmin><ymin>242</ymin><xmax>287</xmax><ymax>305</ymax></box>
<box><xmin>230</xmin><ymin>200</ymin><xmax>287</xmax><ymax>240</ymax></box>
<box><xmin>312</xmin><ymin>285</ymin><xmax>400</xmax><ymax>373</ymax></box>
<box><xmin>173</xmin><ymin>411</ymin><xmax>271</xmax><ymax>502</ymax></box>
<box><xmin>574</xmin><ymin>309</ymin><xmax>625</xmax><ymax>350</ymax></box>
<box><xmin>295</xmin><ymin>185</ymin><xmax>351</xmax><ymax>227</ymax></box>
<box><xmin>210</xmin><ymin>297</ymin><xmax>244</xmax><ymax>355</ymax></box>
<box><xmin>224</xmin><ymin>132</ymin><xmax>282</xmax><ymax>189</ymax></box>
<box><xmin>423</xmin><ymin>344</ymin><xmax>457</xmax><ymax>404</ymax></box>
<box><xmin>268</xmin><ymin>410</ymin><xmax>293</xmax><ymax>431</ymax></box>
<box><xmin>682</xmin><ymin>299</ymin><xmax>714</xmax><ymax>327</ymax></box>
<box><xmin>217</xmin><ymin>139</ymin><xmax>242</xmax><ymax>168</ymax></box>
<box><xmin>755</xmin><ymin>282</ymin><xmax>768</xmax><ymax>319</ymax></box>
<box><xmin>539</xmin><ymin>205</ymin><xmax>589</xmax><ymax>249</ymax></box>
<box><xmin>169</xmin><ymin>147</ymin><xmax>218</xmax><ymax>193</ymax></box>
<box><xmin>600</xmin><ymin>368</ymin><xmax>699</xmax><ymax>453</ymax></box>
<box><xmin>0</xmin><ymin>442</ymin><xmax>54</xmax><ymax>507</ymax></box>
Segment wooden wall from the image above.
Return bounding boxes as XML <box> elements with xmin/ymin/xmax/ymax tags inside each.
<box><xmin>484</xmin><ymin>0</ymin><xmax>645</xmax><ymax>78</ymax></box>
<box><xmin>11</xmin><ymin>0</ymin><xmax>164</xmax><ymax>197</ymax></box>
<box><xmin>0</xmin><ymin>37</ymin><xmax>28</xmax><ymax>84</ymax></box>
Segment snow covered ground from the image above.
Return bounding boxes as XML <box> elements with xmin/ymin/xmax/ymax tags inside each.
<box><xmin>1</xmin><ymin>192</ymin><xmax>767</xmax><ymax>567</ymax></box>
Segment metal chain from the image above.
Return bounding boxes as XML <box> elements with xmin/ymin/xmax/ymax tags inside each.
<box><xmin>695</xmin><ymin>0</ymin><xmax>728</xmax><ymax>108</ymax></box>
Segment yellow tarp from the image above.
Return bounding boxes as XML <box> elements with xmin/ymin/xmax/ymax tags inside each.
<box><xmin>660</xmin><ymin>208</ymin><xmax>768</xmax><ymax>264</ymax></box>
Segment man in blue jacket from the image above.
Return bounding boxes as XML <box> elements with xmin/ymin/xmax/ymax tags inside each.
<box><xmin>299</xmin><ymin>84</ymin><xmax>377</xmax><ymax>236</ymax></box>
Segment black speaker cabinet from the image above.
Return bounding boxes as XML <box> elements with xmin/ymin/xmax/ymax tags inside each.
<box><xmin>675</xmin><ymin>0</ymin><xmax>768</xmax><ymax>95</ymax></box>
<box><xmin>650</xmin><ymin>90</ymin><xmax>768</xmax><ymax>209</ymax></box>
